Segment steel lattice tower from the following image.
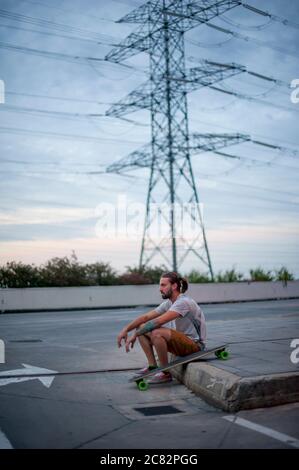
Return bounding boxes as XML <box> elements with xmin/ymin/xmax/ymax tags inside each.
<box><xmin>105</xmin><ymin>0</ymin><xmax>246</xmax><ymax>279</ymax></box>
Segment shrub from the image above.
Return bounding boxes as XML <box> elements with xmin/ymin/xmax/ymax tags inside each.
<box><xmin>85</xmin><ymin>262</ymin><xmax>118</xmax><ymax>286</ymax></box>
<box><xmin>0</xmin><ymin>254</ymin><xmax>296</xmax><ymax>287</ymax></box>
<box><xmin>120</xmin><ymin>265</ymin><xmax>166</xmax><ymax>284</ymax></box>
<box><xmin>186</xmin><ymin>270</ymin><xmax>213</xmax><ymax>283</ymax></box>
<box><xmin>249</xmin><ymin>267</ymin><xmax>274</xmax><ymax>282</ymax></box>
<box><xmin>274</xmin><ymin>267</ymin><xmax>294</xmax><ymax>283</ymax></box>
<box><xmin>0</xmin><ymin>261</ymin><xmax>41</xmax><ymax>288</ymax></box>
<box><xmin>216</xmin><ymin>268</ymin><xmax>244</xmax><ymax>283</ymax></box>
<box><xmin>118</xmin><ymin>272</ymin><xmax>152</xmax><ymax>285</ymax></box>
<box><xmin>38</xmin><ymin>252</ymin><xmax>89</xmax><ymax>287</ymax></box>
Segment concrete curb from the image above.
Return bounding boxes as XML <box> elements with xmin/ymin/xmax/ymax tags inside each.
<box><xmin>171</xmin><ymin>363</ymin><xmax>299</xmax><ymax>412</ymax></box>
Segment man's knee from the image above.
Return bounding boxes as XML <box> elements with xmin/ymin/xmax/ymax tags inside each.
<box><xmin>151</xmin><ymin>328</ymin><xmax>169</xmax><ymax>340</ymax></box>
<box><xmin>151</xmin><ymin>329</ymin><xmax>161</xmax><ymax>340</ymax></box>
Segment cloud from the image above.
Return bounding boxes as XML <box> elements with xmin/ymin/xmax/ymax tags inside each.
<box><xmin>0</xmin><ymin>207</ymin><xmax>96</xmax><ymax>225</ymax></box>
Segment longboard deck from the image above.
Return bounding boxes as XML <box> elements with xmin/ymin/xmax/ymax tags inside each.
<box><xmin>129</xmin><ymin>344</ymin><xmax>228</xmax><ymax>384</ymax></box>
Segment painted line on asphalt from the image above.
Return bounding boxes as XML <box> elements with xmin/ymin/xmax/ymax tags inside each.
<box><xmin>0</xmin><ymin>366</ymin><xmax>141</xmax><ymax>379</ymax></box>
<box><xmin>0</xmin><ymin>428</ymin><xmax>13</xmax><ymax>449</ymax></box>
<box><xmin>223</xmin><ymin>415</ymin><xmax>299</xmax><ymax>448</ymax></box>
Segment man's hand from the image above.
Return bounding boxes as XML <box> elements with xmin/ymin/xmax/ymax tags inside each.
<box><xmin>117</xmin><ymin>328</ymin><xmax>128</xmax><ymax>348</ymax></box>
<box><xmin>125</xmin><ymin>333</ymin><xmax>137</xmax><ymax>353</ymax></box>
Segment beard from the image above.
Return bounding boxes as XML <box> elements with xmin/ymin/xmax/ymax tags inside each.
<box><xmin>161</xmin><ymin>288</ymin><xmax>172</xmax><ymax>299</ymax></box>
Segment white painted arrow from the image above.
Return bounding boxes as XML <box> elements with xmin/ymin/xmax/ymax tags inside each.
<box><xmin>0</xmin><ymin>364</ymin><xmax>58</xmax><ymax>388</ymax></box>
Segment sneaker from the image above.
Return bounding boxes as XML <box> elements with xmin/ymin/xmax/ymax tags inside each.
<box><xmin>147</xmin><ymin>371</ymin><xmax>172</xmax><ymax>384</ymax></box>
<box><xmin>133</xmin><ymin>365</ymin><xmax>157</xmax><ymax>378</ymax></box>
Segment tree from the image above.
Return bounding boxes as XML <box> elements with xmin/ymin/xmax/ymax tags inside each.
<box><xmin>38</xmin><ymin>252</ymin><xmax>89</xmax><ymax>287</ymax></box>
<box><xmin>0</xmin><ymin>261</ymin><xmax>40</xmax><ymax>288</ymax></box>
<box><xmin>85</xmin><ymin>262</ymin><xmax>118</xmax><ymax>286</ymax></box>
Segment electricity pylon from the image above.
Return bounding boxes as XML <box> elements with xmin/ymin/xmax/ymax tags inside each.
<box><xmin>105</xmin><ymin>0</ymin><xmax>245</xmax><ymax>279</ymax></box>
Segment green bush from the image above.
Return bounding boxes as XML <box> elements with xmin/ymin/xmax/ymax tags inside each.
<box><xmin>118</xmin><ymin>265</ymin><xmax>166</xmax><ymax>285</ymax></box>
<box><xmin>118</xmin><ymin>272</ymin><xmax>152</xmax><ymax>285</ymax></box>
<box><xmin>274</xmin><ymin>267</ymin><xmax>294</xmax><ymax>282</ymax></box>
<box><xmin>0</xmin><ymin>254</ymin><xmax>296</xmax><ymax>287</ymax></box>
<box><xmin>85</xmin><ymin>262</ymin><xmax>118</xmax><ymax>286</ymax></box>
<box><xmin>0</xmin><ymin>261</ymin><xmax>41</xmax><ymax>288</ymax></box>
<box><xmin>186</xmin><ymin>270</ymin><xmax>213</xmax><ymax>283</ymax></box>
<box><xmin>215</xmin><ymin>268</ymin><xmax>244</xmax><ymax>283</ymax></box>
<box><xmin>249</xmin><ymin>267</ymin><xmax>274</xmax><ymax>282</ymax></box>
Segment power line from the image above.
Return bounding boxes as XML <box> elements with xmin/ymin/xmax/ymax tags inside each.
<box><xmin>0</xmin><ymin>158</ymin><xmax>106</xmax><ymax>168</ymax></box>
<box><xmin>207</xmin><ymin>83</ymin><xmax>299</xmax><ymax>115</ymax></box>
<box><xmin>0</xmin><ymin>125</ymin><xmax>145</xmax><ymax>145</ymax></box>
<box><xmin>0</xmin><ymin>22</ymin><xmax>107</xmax><ymax>45</ymax></box>
<box><xmin>189</xmin><ymin>116</ymin><xmax>298</xmax><ymax>151</ymax></box>
<box><xmin>5</xmin><ymin>90</ymin><xmax>111</xmax><ymax>105</ymax></box>
<box><xmin>203</xmin><ymin>177</ymin><xmax>299</xmax><ymax>201</ymax></box>
<box><xmin>0</xmin><ymin>161</ymin><xmax>298</xmax><ymax>211</ymax></box>
<box><xmin>19</xmin><ymin>0</ymin><xmax>117</xmax><ymax>24</ymax></box>
<box><xmin>0</xmin><ymin>40</ymin><xmax>146</xmax><ymax>78</ymax></box>
<box><xmin>198</xmin><ymin>148</ymin><xmax>299</xmax><ymax>173</ymax></box>
<box><xmin>241</xmin><ymin>2</ymin><xmax>299</xmax><ymax>31</ymax></box>
<box><xmin>193</xmin><ymin>141</ymin><xmax>299</xmax><ymax>174</ymax></box>
<box><xmin>219</xmin><ymin>76</ymin><xmax>290</xmax><ymax>100</ymax></box>
<box><xmin>187</xmin><ymin>56</ymin><xmax>292</xmax><ymax>107</ymax></box>
<box><xmin>3</xmin><ymin>157</ymin><xmax>298</xmax><ymax>202</ymax></box>
<box><xmin>187</xmin><ymin>22</ymin><xmax>298</xmax><ymax>59</ymax></box>
<box><xmin>219</xmin><ymin>13</ymin><xmax>273</xmax><ymax>31</ymax></box>
<box><xmin>188</xmin><ymin>57</ymin><xmax>289</xmax><ymax>88</ymax></box>
<box><xmin>1</xmin><ymin>102</ymin><xmax>149</xmax><ymax>129</ymax></box>
<box><xmin>0</xmin><ymin>40</ymin><xmax>147</xmax><ymax>77</ymax></box>
<box><xmin>0</xmin><ymin>103</ymin><xmax>107</xmax><ymax>121</ymax></box>
<box><xmin>0</xmin><ymin>8</ymin><xmax>118</xmax><ymax>43</ymax></box>
<box><xmin>0</xmin><ymin>40</ymin><xmax>106</xmax><ymax>64</ymax></box>
<box><xmin>199</xmin><ymin>184</ymin><xmax>299</xmax><ymax>209</ymax></box>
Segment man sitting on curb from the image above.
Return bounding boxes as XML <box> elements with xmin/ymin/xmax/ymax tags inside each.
<box><xmin>117</xmin><ymin>271</ymin><xmax>207</xmax><ymax>384</ymax></box>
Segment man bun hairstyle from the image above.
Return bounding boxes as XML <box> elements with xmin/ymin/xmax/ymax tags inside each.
<box><xmin>161</xmin><ymin>271</ymin><xmax>188</xmax><ymax>293</ymax></box>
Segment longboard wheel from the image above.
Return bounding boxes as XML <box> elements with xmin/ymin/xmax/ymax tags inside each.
<box><xmin>137</xmin><ymin>380</ymin><xmax>149</xmax><ymax>391</ymax></box>
<box><xmin>219</xmin><ymin>350</ymin><xmax>229</xmax><ymax>360</ymax></box>
<box><xmin>215</xmin><ymin>349</ymin><xmax>224</xmax><ymax>358</ymax></box>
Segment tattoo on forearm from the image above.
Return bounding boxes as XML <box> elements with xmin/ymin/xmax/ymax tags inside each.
<box><xmin>136</xmin><ymin>320</ymin><xmax>157</xmax><ymax>336</ymax></box>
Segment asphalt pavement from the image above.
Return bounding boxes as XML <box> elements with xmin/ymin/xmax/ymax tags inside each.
<box><xmin>0</xmin><ymin>299</ymin><xmax>298</xmax><ymax>449</ymax></box>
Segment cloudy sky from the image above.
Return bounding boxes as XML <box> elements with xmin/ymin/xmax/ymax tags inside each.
<box><xmin>0</xmin><ymin>0</ymin><xmax>298</xmax><ymax>277</ymax></box>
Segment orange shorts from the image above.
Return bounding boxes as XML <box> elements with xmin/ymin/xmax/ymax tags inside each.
<box><xmin>167</xmin><ymin>329</ymin><xmax>202</xmax><ymax>357</ymax></box>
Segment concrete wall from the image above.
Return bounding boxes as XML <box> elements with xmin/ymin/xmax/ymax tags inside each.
<box><xmin>1</xmin><ymin>281</ymin><xmax>299</xmax><ymax>312</ymax></box>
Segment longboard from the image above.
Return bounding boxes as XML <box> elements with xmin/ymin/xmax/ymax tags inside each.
<box><xmin>130</xmin><ymin>344</ymin><xmax>229</xmax><ymax>391</ymax></box>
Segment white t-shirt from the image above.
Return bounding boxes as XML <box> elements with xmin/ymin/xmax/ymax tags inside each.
<box><xmin>154</xmin><ymin>293</ymin><xmax>207</xmax><ymax>343</ymax></box>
